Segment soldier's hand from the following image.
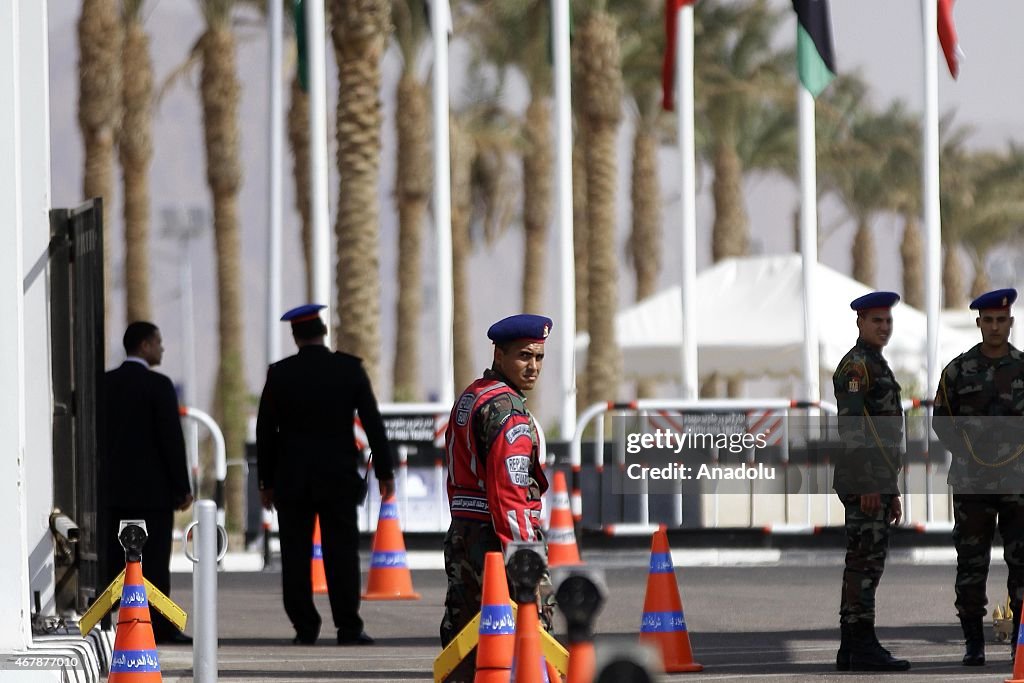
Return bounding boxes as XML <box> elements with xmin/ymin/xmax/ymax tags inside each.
<box><xmin>859</xmin><ymin>493</ymin><xmax>882</xmax><ymax>516</ymax></box>
<box><xmin>177</xmin><ymin>493</ymin><xmax>194</xmax><ymax>512</ymax></box>
<box><xmin>379</xmin><ymin>478</ymin><xmax>396</xmax><ymax>501</ymax></box>
<box><xmin>260</xmin><ymin>488</ymin><xmax>275</xmax><ymax>511</ymax></box>
<box><xmin>887</xmin><ymin>496</ymin><xmax>903</xmax><ymax>526</ymax></box>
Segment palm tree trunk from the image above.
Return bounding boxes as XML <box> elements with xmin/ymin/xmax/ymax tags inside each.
<box><xmin>450</xmin><ymin>119</ymin><xmax>475</xmax><ymax>392</ymax></box>
<box><xmin>900</xmin><ymin>213</ymin><xmax>924</xmax><ymax>309</ymax></box>
<box><xmin>120</xmin><ymin>13</ymin><xmax>152</xmax><ymax>323</ymax></box>
<box><xmin>969</xmin><ymin>254</ymin><xmax>990</xmax><ymax>299</ymax></box>
<box><xmin>521</xmin><ymin>96</ymin><xmax>553</xmax><ymax>314</ymax></box>
<box><xmin>851</xmin><ymin>218</ymin><xmax>875</xmax><ymax>287</ymax></box>
<box><xmin>392</xmin><ymin>72</ymin><xmax>430</xmax><ymax>402</ymax></box>
<box><xmin>631</xmin><ymin>126</ymin><xmax>660</xmax><ymax>398</ymax></box>
<box><xmin>200</xmin><ymin>24</ymin><xmax>246</xmax><ymax>536</ymax></box>
<box><xmin>287</xmin><ymin>74</ymin><xmax>313</xmax><ymax>301</ymax></box>
<box><xmin>943</xmin><ymin>243</ymin><xmax>966</xmax><ymax>309</ymax></box>
<box><xmin>711</xmin><ymin>135</ymin><xmax>749</xmax><ymax>262</ymax></box>
<box><xmin>330</xmin><ymin>0</ymin><xmax>390</xmax><ymax>386</ymax></box>
<box><xmin>77</xmin><ymin>0</ymin><xmax>122</xmax><ymax>346</ymax></box>
<box><xmin>577</xmin><ymin>12</ymin><xmax>623</xmax><ymax>406</ymax></box>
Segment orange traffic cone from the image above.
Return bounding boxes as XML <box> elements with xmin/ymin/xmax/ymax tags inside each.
<box><xmin>311</xmin><ymin>516</ymin><xmax>328</xmax><ymax>594</ymax></box>
<box><xmin>511</xmin><ymin>601</ymin><xmax>548</xmax><ymax>683</ymax></box>
<box><xmin>474</xmin><ymin>552</ymin><xmax>516</xmax><ymax>682</ymax></box>
<box><xmin>566</xmin><ymin>641</ymin><xmax>594</xmax><ymax>683</ymax></box>
<box><xmin>109</xmin><ymin>558</ymin><xmax>162</xmax><ymax>682</ymax></box>
<box><xmin>1007</xmin><ymin>624</ymin><xmax>1024</xmax><ymax>683</ymax></box>
<box><xmin>362</xmin><ymin>496</ymin><xmax>421</xmax><ymax>600</ymax></box>
<box><xmin>547</xmin><ymin>472</ymin><xmax>581</xmax><ymax>567</ymax></box>
<box><xmin>638</xmin><ymin>528</ymin><xmax>702</xmax><ymax>673</ymax></box>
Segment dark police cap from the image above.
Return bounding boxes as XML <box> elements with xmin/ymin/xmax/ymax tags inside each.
<box><xmin>280</xmin><ymin>303</ymin><xmax>326</xmax><ymax>323</ymax></box>
<box><xmin>850</xmin><ymin>291</ymin><xmax>900</xmax><ymax>311</ymax></box>
<box><xmin>970</xmin><ymin>288</ymin><xmax>1017</xmax><ymax>311</ymax></box>
<box><xmin>487</xmin><ymin>314</ymin><xmax>553</xmax><ymax>344</ymax></box>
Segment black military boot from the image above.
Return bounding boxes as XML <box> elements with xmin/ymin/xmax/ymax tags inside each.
<box><xmin>959</xmin><ymin>616</ymin><xmax>985</xmax><ymax>666</ymax></box>
<box><xmin>848</xmin><ymin>623</ymin><xmax>911</xmax><ymax>671</ymax></box>
<box><xmin>836</xmin><ymin>623</ymin><xmax>851</xmax><ymax>671</ymax></box>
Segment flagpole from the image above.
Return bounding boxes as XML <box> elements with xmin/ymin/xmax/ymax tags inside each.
<box><xmin>432</xmin><ymin>0</ymin><xmax>455</xmax><ymax>407</ymax></box>
<box><xmin>553</xmin><ymin>0</ymin><xmax>576</xmax><ymax>437</ymax></box>
<box><xmin>267</xmin><ymin>0</ymin><xmax>283</xmax><ymax>363</ymax></box>
<box><xmin>306</xmin><ymin>0</ymin><xmax>331</xmax><ymax>344</ymax></box>
<box><xmin>797</xmin><ymin>88</ymin><xmax>820</xmax><ymax>403</ymax></box>
<box><xmin>677</xmin><ymin>3</ymin><xmax>698</xmax><ymax>401</ymax></box>
<box><xmin>922</xmin><ymin>0</ymin><xmax>941</xmax><ymax>398</ymax></box>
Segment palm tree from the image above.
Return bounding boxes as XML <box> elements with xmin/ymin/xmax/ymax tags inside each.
<box><xmin>390</xmin><ymin>0</ymin><xmax>432</xmax><ymax>402</ymax></box>
<box><xmin>575</xmin><ymin>5</ymin><xmax>623</xmax><ymax>406</ymax></box>
<box><xmin>284</xmin><ymin>3</ymin><xmax>313</xmax><ymax>301</ymax></box>
<box><xmin>78</xmin><ymin>0</ymin><xmax>122</xmax><ymax>346</ymax></box>
<box><xmin>329</xmin><ymin>0</ymin><xmax>390</xmax><ymax>387</ymax></box>
<box><xmin>613</xmin><ymin>0</ymin><xmax>669</xmax><ymax>397</ymax></box>
<box><xmin>449</xmin><ymin>104</ymin><xmax>519</xmax><ymax>391</ymax></box>
<box><xmin>120</xmin><ymin>0</ymin><xmax>153</xmax><ymax>323</ymax></box>
<box><xmin>694</xmin><ymin>0</ymin><xmax>793</xmax><ymax>263</ymax></box>
<box><xmin>197</xmin><ymin>0</ymin><xmax>247</xmax><ymax>536</ymax></box>
<box><xmin>936</xmin><ymin>120</ymin><xmax>976</xmax><ymax>307</ymax></box>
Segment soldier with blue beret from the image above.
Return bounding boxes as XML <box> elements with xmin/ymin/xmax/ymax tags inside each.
<box><xmin>832</xmin><ymin>291</ymin><xmax>910</xmax><ymax>671</ymax></box>
<box><xmin>257</xmin><ymin>303</ymin><xmax>395</xmax><ymax>646</ymax></box>
<box><xmin>933</xmin><ymin>287</ymin><xmax>1024</xmax><ymax>665</ymax></box>
<box><xmin>440</xmin><ymin>314</ymin><xmax>553</xmax><ymax>652</ymax></box>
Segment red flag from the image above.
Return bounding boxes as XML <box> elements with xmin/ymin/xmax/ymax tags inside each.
<box><xmin>662</xmin><ymin>0</ymin><xmax>697</xmax><ymax>111</ymax></box>
<box><xmin>937</xmin><ymin>0</ymin><xmax>959</xmax><ymax>79</ymax></box>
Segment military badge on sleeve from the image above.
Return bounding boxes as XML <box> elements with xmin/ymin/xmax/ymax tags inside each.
<box><xmin>848</xmin><ymin>378</ymin><xmax>860</xmax><ymax>393</ymax></box>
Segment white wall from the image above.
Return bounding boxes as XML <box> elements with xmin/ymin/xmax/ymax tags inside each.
<box><xmin>0</xmin><ymin>0</ymin><xmax>54</xmax><ymax>648</ymax></box>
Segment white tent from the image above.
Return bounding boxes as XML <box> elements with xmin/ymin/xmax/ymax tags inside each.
<box><xmin>575</xmin><ymin>255</ymin><xmax>979</xmax><ymax>390</ymax></box>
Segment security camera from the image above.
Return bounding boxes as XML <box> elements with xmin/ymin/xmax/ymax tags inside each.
<box><xmin>505</xmin><ymin>542</ymin><xmax>547</xmax><ymax>603</ymax></box>
<box><xmin>554</xmin><ymin>568</ymin><xmax>606</xmax><ymax>642</ymax></box>
<box><xmin>117</xmin><ymin>520</ymin><xmax>149</xmax><ymax>562</ymax></box>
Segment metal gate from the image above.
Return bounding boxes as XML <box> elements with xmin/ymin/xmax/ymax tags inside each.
<box><xmin>49</xmin><ymin>199</ymin><xmax>105</xmax><ymax>614</ymax></box>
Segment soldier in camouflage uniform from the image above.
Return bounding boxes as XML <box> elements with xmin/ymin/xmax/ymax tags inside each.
<box><xmin>933</xmin><ymin>288</ymin><xmax>1024</xmax><ymax>666</ymax></box>
<box><xmin>832</xmin><ymin>291</ymin><xmax>910</xmax><ymax>671</ymax></box>
<box><xmin>440</xmin><ymin>315</ymin><xmax>554</xmax><ymax>652</ymax></box>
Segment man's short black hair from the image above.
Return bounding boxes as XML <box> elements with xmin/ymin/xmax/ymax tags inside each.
<box><xmin>123</xmin><ymin>321</ymin><xmax>158</xmax><ymax>354</ymax></box>
<box><xmin>291</xmin><ymin>318</ymin><xmax>328</xmax><ymax>341</ymax></box>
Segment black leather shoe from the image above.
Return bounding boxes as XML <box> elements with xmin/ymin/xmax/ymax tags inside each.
<box><xmin>155</xmin><ymin>631</ymin><xmax>193</xmax><ymax>645</ymax></box>
<box><xmin>337</xmin><ymin>631</ymin><xmax>374</xmax><ymax>646</ymax></box>
<box><xmin>292</xmin><ymin>633</ymin><xmax>318</xmax><ymax>645</ymax></box>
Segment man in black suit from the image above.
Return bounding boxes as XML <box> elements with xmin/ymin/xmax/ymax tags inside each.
<box><xmin>102</xmin><ymin>321</ymin><xmax>193</xmax><ymax>644</ymax></box>
<box><xmin>257</xmin><ymin>304</ymin><xmax>395</xmax><ymax>646</ymax></box>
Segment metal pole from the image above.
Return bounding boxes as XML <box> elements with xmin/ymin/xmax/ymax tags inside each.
<box><xmin>306</xmin><ymin>0</ymin><xmax>331</xmax><ymax>343</ymax></box>
<box><xmin>922</xmin><ymin>0</ymin><xmax>941</xmax><ymax>399</ymax></box>
<box><xmin>797</xmin><ymin>87</ymin><xmax>820</xmax><ymax>404</ymax></box>
<box><xmin>552</xmin><ymin>0</ymin><xmax>576</xmax><ymax>438</ymax></box>
<box><xmin>431</xmin><ymin>0</ymin><xmax>454</xmax><ymax>407</ymax></box>
<box><xmin>190</xmin><ymin>500</ymin><xmax>220</xmax><ymax>683</ymax></box>
<box><xmin>267</xmin><ymin>0</ymin><xmax>284</xmax><ymax>363</ymax></box>
<box><xmin>677</xmin><ymin>5</ymin><xmax>698</xmax><ymax>400</ymax></box>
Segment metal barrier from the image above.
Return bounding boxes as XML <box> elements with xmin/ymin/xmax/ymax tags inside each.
<box><xmin>565</xmin><ymin>398</ymin><xmax>959</xmax><ymax>533</ymax></box>
<box><xmin>179</xmin><ymin>406</ymin><xmax>227</xmax><ymax>528</ymax></box>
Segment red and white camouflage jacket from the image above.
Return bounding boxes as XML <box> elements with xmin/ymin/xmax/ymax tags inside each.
<box><xmin>444</xmin><ymin>369</ymin><xmax>549</xmax><ymax>548</ymax></box>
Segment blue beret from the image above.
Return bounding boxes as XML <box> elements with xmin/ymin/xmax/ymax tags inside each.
<box><xmin>850</xmin><ymin>291</ymin><xmax>900</xmax><ymax>311</ymax></box>
<box><xmin>280</xmin><ymin>303</ymin><xmax>326</xmax><ymax>323</ymax></box>
<box><xmin>970</xmin><ymin>288</ymin><xmax>1017</xmax><ymax>311</ymax></box>
<box><xmin>487</xmin><ymin>314</ymin><xmax>553</xmax><ymax>344</ymax></box>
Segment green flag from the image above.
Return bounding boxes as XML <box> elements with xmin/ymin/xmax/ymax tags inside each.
<box><xmin>294</xmin><ymin>0</ymin><xmax>308</xmax><ymax>93</ymax></box>
<box><xmin>792</xmin><ymin>0</ymin><xmax>835</xmax><ymax>97</ymax></box>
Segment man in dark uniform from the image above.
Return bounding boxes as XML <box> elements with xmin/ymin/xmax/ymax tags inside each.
<box><xmin>101</xmin><ymin>321</ymin><xmax>193</xmax><ymax>644</ymax></box>
<box><xmin>257</xmin><ymin>304</ymin><xmax>395</xmax><ymax>646</ymax></box>
<box><xmin>933</xmin><ymin>288</ymin><xmax>1024</xmax><ymax>666</ymax></box>
<box><xmin>832</xmin><ymin>291</ymin><xmax>909</xmax><ymax>671</ymax></box>
<box><xmin>440</xmin><ymin>314</ymin><xmax>552</xmax><ymax>647</ymax></box>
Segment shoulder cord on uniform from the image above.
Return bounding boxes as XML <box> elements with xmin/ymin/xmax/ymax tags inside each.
<box><xmin>862</xmin><ymin>407</ymin><xmax>900</xmax><ymax>476</ymax></box>
<box><xmin>940</xmin><ymin>369</ymin><xmax>1024</xmax><ymax>468</ymax></box>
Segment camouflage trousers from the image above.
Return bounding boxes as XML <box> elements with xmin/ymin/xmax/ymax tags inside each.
<box><xmin>839</xmin><ymin>494</ymin><xmax>895</xmax><ymax>625</ymax></box>
<box><xmin>952</xmin><ymin>494</ymin><xmax>1024</xmax><ymax>620</ymax></box>
<box><xmin>440</xmin><ymin>519</ymin><xmax>554</xmax><ymax>648</ymax></box>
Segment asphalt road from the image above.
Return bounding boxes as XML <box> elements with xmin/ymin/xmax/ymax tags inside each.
<box><xmin>152</xmin><ymin>552</ymin><xmax>1019</xmax><ymax>682</ymax></box>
